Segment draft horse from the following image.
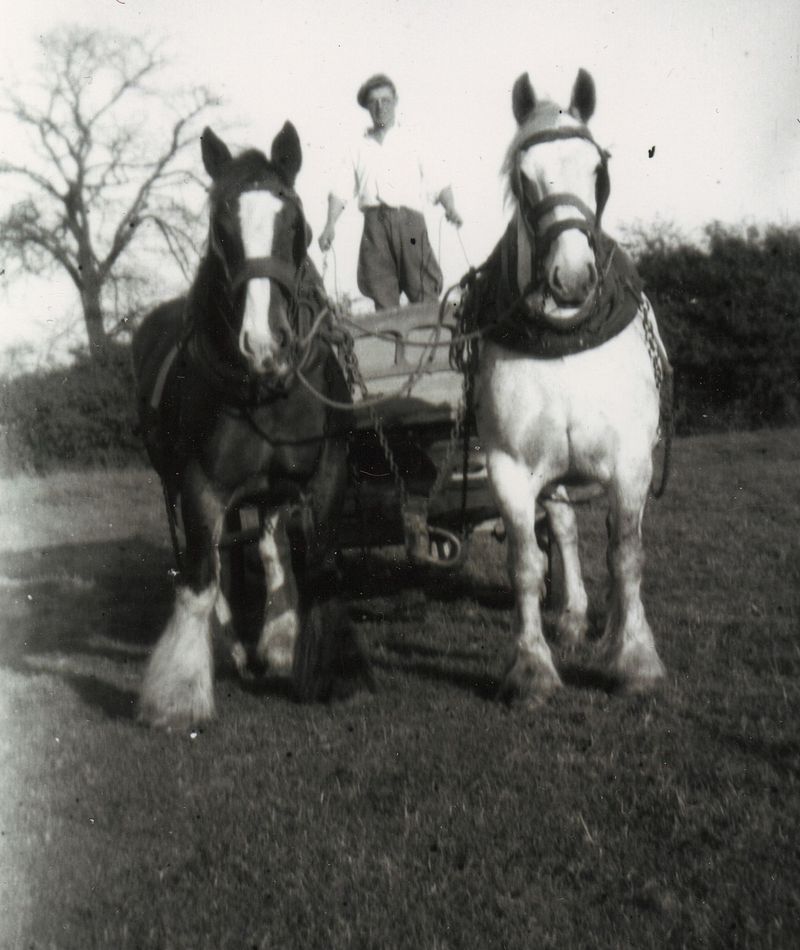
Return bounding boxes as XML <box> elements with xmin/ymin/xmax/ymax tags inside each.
<box><xmin>132</xmin><ymin>124</ymin><xmax>369</xmax><ymax>728</ymax></box>
<box><xmin>459</xmin><ymin>70</ymin><xmax>671</xmax><ymax>704</ymax></box>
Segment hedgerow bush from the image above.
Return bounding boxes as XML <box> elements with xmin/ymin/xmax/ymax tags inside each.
<box><xmin>0</xmin><ymin>342</ymin><xmax>145</xmax><ymax>474</ymax></box>
<box><xmin>631</xmin><ymin>222</ymin><xmax>800</xmax><ymax>433</ymax></box>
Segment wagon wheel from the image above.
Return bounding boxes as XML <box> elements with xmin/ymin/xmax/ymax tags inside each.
<box><xmin>404</xmin><ymin>514</ymin><xmax>468</xmax><ymax>570</ymax></box>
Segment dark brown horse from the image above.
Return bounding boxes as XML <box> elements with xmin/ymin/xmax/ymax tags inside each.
<box><xmin>132</xmin><ymin>124</ymin><xmax>369</xmax><ymax>728</ymax></box>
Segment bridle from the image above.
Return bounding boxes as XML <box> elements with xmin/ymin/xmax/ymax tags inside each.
<box><xmin>512</xmin><ymin>125</ymin><xmax>611</xmax><ymax>286</ymax></box>
<box><xmin>197</xmin><ymin>183</ymin><xmax>328</xmax><ymax>391</ymax></box>
<box><xmin>177</xmin><ymin>182</ymin><xmax>331</xmax><ymax>405</ymax></box>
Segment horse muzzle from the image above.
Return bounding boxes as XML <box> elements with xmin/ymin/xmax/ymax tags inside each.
<box><xmin>547</xmin><ymin>258</ymin><xmax>598</xmax><ymax>307</ymax></box>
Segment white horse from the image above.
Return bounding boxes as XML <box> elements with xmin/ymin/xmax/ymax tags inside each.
<box><xmin>464</xmin><ymin>69</ymin><xmax>670</xmax><ymax>704</ymax></box>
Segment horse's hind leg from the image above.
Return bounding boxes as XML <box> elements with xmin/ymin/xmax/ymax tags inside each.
<box><xmin>599</xmin><ymin>466</ymin><xmax>665</xmax><ymax>692</ymax></box>
<box><xmin>542</xmin><ymin>497</ymin><xmax>589</xmax><ymax>648</ymax></box>
<box><xmin>491</xmin><ymin>454</ymin><xmax>562</xmax><ymax>705</ymax></box>
<box><xmin>256</xmin><ymin>509</ymin><xmax>300</xmax><ymax>674</ymax></box>
<box><xmin>139</xmin><ymin>470</ymin><xmax>223</xmax><ymax>728</ymax></box>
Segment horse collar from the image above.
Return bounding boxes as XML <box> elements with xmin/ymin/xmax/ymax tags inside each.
<box><xmin>459</xmin><ymin>224</ymin><xmax>644</xmax><ymax>360</ymax></box>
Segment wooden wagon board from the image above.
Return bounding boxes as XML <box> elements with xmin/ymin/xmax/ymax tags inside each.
<box><xmin>336</xmin><ymin>300</ymin><xmax>497</xmax><ymax>553</ymax></box>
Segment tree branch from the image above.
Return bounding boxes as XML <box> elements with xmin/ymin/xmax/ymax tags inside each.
<box><xmin>0</xmin><ymin>27</ymin><xmax>218</xmax><ymax>351</ymax></box>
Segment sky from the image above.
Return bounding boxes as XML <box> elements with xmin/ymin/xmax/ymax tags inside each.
<box><xmin>1</xmin><ymin>0</ymin><xmax>799</xmax><ymax>363</ymax></box>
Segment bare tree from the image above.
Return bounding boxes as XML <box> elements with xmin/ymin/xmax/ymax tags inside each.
<box><xmin>0</xmin><ymin>27</ymin><xmax>218</xmax><ymax>355</ymax></box>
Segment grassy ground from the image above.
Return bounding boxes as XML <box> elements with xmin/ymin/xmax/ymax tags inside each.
<box><xmin>0</xmin><ymin>430</ymin><xmax>798</xmax><ymax>949</ymax></box>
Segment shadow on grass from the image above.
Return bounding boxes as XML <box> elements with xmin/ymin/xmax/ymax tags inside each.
<box><xmin>374</xmin><ymin>633</ymin><xmax>620</xmax><ymax>701</ymax></box>
<box><xmin>0</xmin><ymin>535</ymin><xmax>611</xmax><ymax>717</ymax></box>
<box><xmin>371</xmin><ymin>650</ymin><xmax>500</xmax><ymax>701</ymax></box>
<box><xmin>371</xmin><ymin>647</ymin><xmax>621</xmax><ymax>702</ymax></box>
<box><xmin>0</xmin><ymin>537</ymin><xmax>174</xmax><ymax>720</ymax></box>
<box><xmin>558</xmin><ymin>661</ymin><xmax>619</xmax><ymax>694</ymax></box>
<box><xmin>59</xmin><ymin>671</ymin><xmax>140</xmax><ymax>721</ymax></box>
<box><xmin>340</xmin><ymin>549</ymin><xmax>514</xmax><ymax>610</ymax></box>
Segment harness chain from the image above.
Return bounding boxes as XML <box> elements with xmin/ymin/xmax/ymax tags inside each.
<box><xmin>639</xmin><ymin>295</ymin><xmax>674</xmax><ymax>498</ymax></box>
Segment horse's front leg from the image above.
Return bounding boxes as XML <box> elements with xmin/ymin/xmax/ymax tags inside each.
<box><xmin>490</xmin><ymin>452</ymin><xmax>562</xmax><ymax>705</ymax></box>
<box><xmin>256</xmin><ymin>508</ymin><xmax>299</xmax><ymax>674</ymax></box>
<box><xmin>139</xmin><ymin>465</ymin><xmax>225</xmax><ymax>728</ymax></box>
<box><xmin>599</xmin><ymin>461</ymin><xmax>665</xmax><ymax>692</ymax></box>
<box><xmin>541</xmin><ymin>494</ymin><xmax>590</xmax><ymax>648</ymax></box>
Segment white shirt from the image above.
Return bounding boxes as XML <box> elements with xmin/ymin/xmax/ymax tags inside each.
<box><xmin>331</xmin><ymin>122</ymin><xmax>447</xmax><ymax>213</ymax></box>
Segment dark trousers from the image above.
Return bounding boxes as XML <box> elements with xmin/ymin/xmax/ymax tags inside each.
<box><xmin>357</xmin><ymin>206</ymin><xmax>443</xmax><ymax>311</ymax></box>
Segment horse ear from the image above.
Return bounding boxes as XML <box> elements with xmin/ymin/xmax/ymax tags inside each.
<box><xmin>201</xmin><ymin>127</ymin><xmax>232</xmax><ymax>180</ymax></box>
<box><xmin>512</xmin><ymin>73</ymin><xmax>537</xmax><ymax>125</ymax></box>
<box><xmin>271</xmin><ymin>121</ymin><xmax>302</xmax><ymax>186</ymax></box>
<box><xmin>569</xmin><ymin>68</ymin><xmax>596</xmax><ymax>123</ymax></box>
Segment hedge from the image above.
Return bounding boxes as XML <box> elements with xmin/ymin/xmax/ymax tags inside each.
<box><xmin>1</xmin><ymin>224</ymin><xmax>798</xmax><ymax>473</ymax></box>
<box><xmin>0</xmin><ymin>343</ymin><xmax>145</xmax><ymax>475</ymax></box>
<box><xmin>633</xmin><ymin>223</ymin><xmax>800</xmax><ymax>434</ymax></box>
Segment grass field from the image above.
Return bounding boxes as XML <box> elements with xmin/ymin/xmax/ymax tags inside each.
<box><xmin>1</xmin><ymin>429</ymin><xmax>798</xmax><ymax>949</ymax></box>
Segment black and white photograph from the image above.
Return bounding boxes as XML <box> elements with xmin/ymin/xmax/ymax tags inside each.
<box><xmin>1</xmin><ymin>1</ymin><xmax>798</xmax><ymax>947</ymax></box>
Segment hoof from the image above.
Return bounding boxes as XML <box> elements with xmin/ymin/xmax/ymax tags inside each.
<box><xmin>614</xmin><ymin>665</ymin><xmax>666</xmax><ymax>696</ymax></box>
<box><xmin>497</xmin><ymin>650</ymin><xmax>562</xmax><ymax>707</ymax></box>
<box><xmin>228</xmin><ymin>641</ymin><xmax>258</xmax><ymax>681</ymax></box>
<box><xmin>319</xmin><ymin>623</ymin><xmax>376</xmax><ymax>702</ymax></box>
<box><xmin>293</xmin><ymin>604</ymin><xmax>374</xmax><ymax>703</ymax></box>
<box><xmin>138</xmin><ymin>686</ymin><xmax>215</xmax><ymax>730</ymax></box>
<box><xmin>259</xmin><ymin>629</ymin><xmax>296</xmax><ymax>675</ymax></box>
<box><xmin>605</xmin><ymin>643</ymin><xmax>666</xmax><ymax>695</ymax></box>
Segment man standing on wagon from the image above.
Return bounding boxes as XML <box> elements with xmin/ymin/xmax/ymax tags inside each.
<box><xmin>318</xmin><ymin>73</ymin><xmax>463</xmax><ymax>311</ymax></box>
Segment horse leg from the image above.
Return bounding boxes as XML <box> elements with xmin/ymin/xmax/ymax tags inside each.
<box><xmin>491</xmin><ymin>454</ymin><xmax>562</xmax><ymax>705</ymax></box>
<box><xmin>542</xmin><ymin>497</ymin><xmax>590</xmax><ymax>648</ymax></box>
<box><xmin>289</xmin><ymin>433</ymin><xmax>374</xmax><ymax>702</ymax></box>
<box><xmin>213</xmin><ymin>540</ymin><xmax>247</xmax><ymax>677</ymax></box>
<box><xmin>139</xmin><ymin>467</ymin><xmax>223</xmax><ymax>728</ymax></box>
<box><xmin>599</xmin><ymin>466</ymin><xmax>665</xmax><ymax>692</ymax></box>
<box><xmin>255</xmin><ymin>508</ymin><xmax>299</xmax><ymax>674</ymax></box>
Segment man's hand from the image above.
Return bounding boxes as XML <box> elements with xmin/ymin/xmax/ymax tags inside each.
<box><xmin>318</xmin><ymin>223</ymin><xmax>336</xmax><ymax>252</ymax></box>
<box><xmin>437</xmin><ymin>187</ymin><xmax>463</xmax><ymax>228</ymax></box>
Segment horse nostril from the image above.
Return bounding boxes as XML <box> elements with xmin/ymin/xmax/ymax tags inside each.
<box><xmin>551</xmin><ymin>266</ymin><xmax>564</xmax><ymax>294</ymax></box>
<box><xmin>586</xmin><ymin>262</ymin><xmax>598</xmax><ymax>288</ymax></box>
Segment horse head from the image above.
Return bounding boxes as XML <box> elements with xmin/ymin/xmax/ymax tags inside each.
<box><xmin>200</xmin><ymin>124</ymin><xmax>312</xmax><ymax>380</ymax></box>
<box><xmin>506</xmin><ymin>69</ymin><xmax>611</xmax><ymax>315</ymax></box>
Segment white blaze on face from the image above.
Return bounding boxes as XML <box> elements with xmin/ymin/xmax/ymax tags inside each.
<box><xmin>519</xmin><ymin>137</ymin><xmax>598</xmax><ymax>306</ymax></box>
<box><xmin>238</xmin><ymin>191</ymin><xmax>284</xmax><ymax>366</ymax></box>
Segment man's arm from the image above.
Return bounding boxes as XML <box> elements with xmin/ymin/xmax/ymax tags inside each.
<box><xmin>318</xmin><ymin>194</ymin><xmax>347</xmax><ymax>251</ymax></box>
<box><xmin>436</xmin><ymin>186</ymin><xmax>463</xmax><ymax>227</ymax></box>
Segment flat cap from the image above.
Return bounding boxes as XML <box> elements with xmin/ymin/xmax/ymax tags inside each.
<box><xmin>357</xmin><ymin>73</ymin><xmax>397</xmax><ymax>108</ymax></box>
